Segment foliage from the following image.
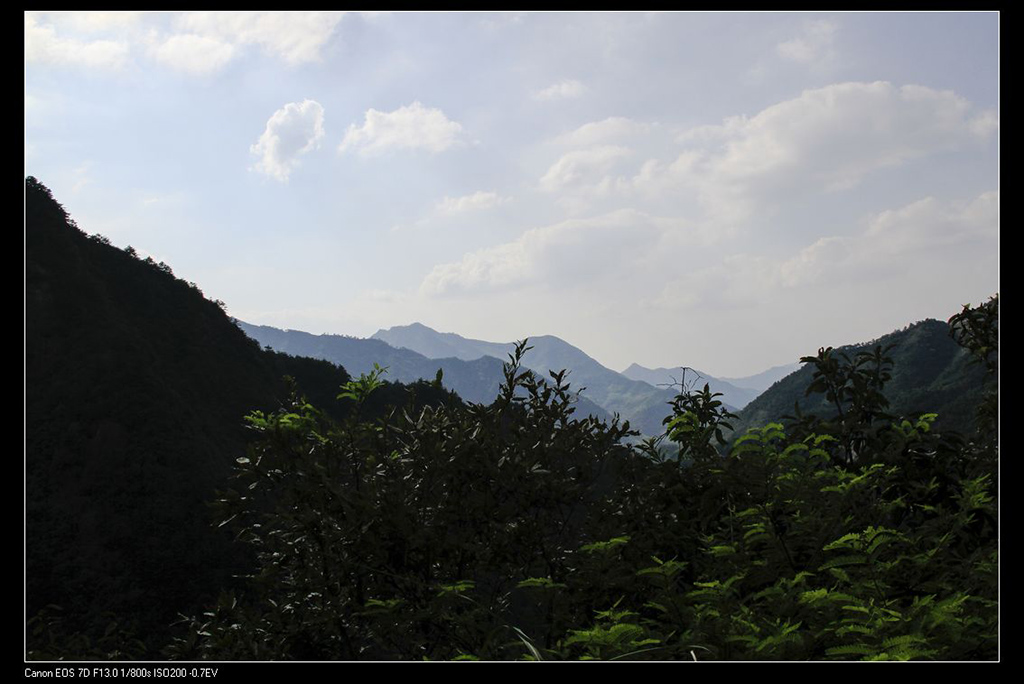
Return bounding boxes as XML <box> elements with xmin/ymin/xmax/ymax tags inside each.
<box><xmin>733</xmin><ymin>318</ymin><xmax>988</xmax><ymax>437</ymax></box>
<box><xmin>949</xmin><ymin>295</ymin><xmax>999</xmax><ymax>440</ymax></box>
<box><xmin>172</xmin><ymin>297</ymin><xmax>997</xmax><ymax>660</ymax></box>
<box><xmin>662</xmin><ymin>381</ymin><xmax>737</xmax><ymax>464</ymax></box>
<box><xmin>168</xmin><ymin>342</ymin><xmax>635</xmax><ymax>660</ymax></box>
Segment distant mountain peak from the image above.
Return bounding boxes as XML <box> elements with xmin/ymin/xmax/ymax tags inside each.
<box><xmin>370</xmin><ymin>323</ymin><xmax>685</xmax><ymax>435</ymax></box>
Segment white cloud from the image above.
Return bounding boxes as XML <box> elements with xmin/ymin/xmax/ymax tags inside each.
<box><xmin>779</xmin><ymin>192</ymin><xmax>998</xmax><ymax>288</ymax></box>
<box><xmin>674</xmin><ymin>115</ymin><xmax>747</xmax><ymax>146</ymax></box>
<box><xmin>338</xmin><ymin>101</ymin><xmax>465</xmax><ymax>156</ymax></box>
<box><xmin>56</xmin><ymin>11</ymin><xmax>146</xmax><ymax>33</ymax></box>
<box><xmin>175</xmin><ymin>11</ymin><xmax>344</xmax><ymax>65</ymax></box>
<box><xmin>420</xmin><ymin>209</ymin><xmax>693</xmax><ymax>297</ymax></box>
<box><xmin>421</xmin><ymin>241</ymin><xmax>530</xmax><ymax>296</ymax></box>
<box><xmin>149</xmin><ymin>33</ymin><xmax>236</xmax><ymax>75</ymax></box>
<box><xmin>863</xmin><ymin>191</ymin><xmax>998</xmax><ymax>253</ymax></box>
<box><xmin>26</xmin><ymin>12</ymin><xmax>345</xmax><ymax>74</ymax></box>
<box><xmin>250</xmin><ymin>99</ymin><xmax>326</xmax><ymax>182</ymax></box>
<box><xmin>436</xmin><ymin>191</ymin><xmax>511</xmax><ymax>214</ymax></box>
<box><xmin>777</xmin><ymin>236</ymin><xmax>852</xmax><ymax>288</ymax></box>
<box><xmin>532</xmin><ymin>79</ymin><xmax>587</xmax><ymax>101</ymax></box>
<box><xmin>556</xmin><ymin>117</ymin><xmax>652</xmax><ymax>146</ymax></box>
<box><xmin>539</xmin><ymin>145</ymin><xmax>632</xmax><ymax>192</ymax></box>
<box><xmin>715</xmin><ymin>82</ymin><xmax>992</xmax><ymax>186</ymax></box>
<box><xmin>646</xmin><ymin>191</ymin><xmax>997</xmax><ymax>315</ymax></box>
<box><xmin>969</xmin><ymin>110</ymin><xmax>999</xmax><ymax>139</ymax></box>
<box><xmin>776</xmin><ymin>19</ymin><xmax>838</xmax><ymax>64</ymax></box>
<box><xmin>25</xmin><ymin>12</ymin><xmax>130</xmax><ymax>70</ymax></box>
<box><xmin>635</xmin><ymin>81</ymin><xmax>998</xmax><ymax>224</ymax></box>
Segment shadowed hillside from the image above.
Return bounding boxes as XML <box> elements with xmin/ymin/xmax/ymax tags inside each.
<box><xmin>25</xmin><ymin>177</ymin><xmax>444</xmax><ymax>656</ymax></box>
<box><xmin>732</xmin><ymin>319</ymin><xmax>988</xmax><ymax>438</ymax></box>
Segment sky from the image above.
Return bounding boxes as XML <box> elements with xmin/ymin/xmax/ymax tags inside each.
<box><xmin>24</xmin><ymin>11</ymin><xmax>999</xmax><ymax>377</ymax></box>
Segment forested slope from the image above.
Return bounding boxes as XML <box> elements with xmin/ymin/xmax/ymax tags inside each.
<box><xmin>26</xmin><ymin>177</ymin><xmax>442</xmax><ymax>657</ymax></box>
<box><xmin>732</xmin><ymin>319</ymin><xmax>987</xmax><ymax>438</ymax></box>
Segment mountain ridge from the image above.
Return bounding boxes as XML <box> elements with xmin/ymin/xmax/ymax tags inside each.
<box><xmin>238</xmin><ymin>322</ymin><xmax>616</xmax><ymax>425</ymax></box>
<box><xmin>371</xmin><ymin>322</ymin><xmax>682</xmax><ymax>435</ymax></box>
<box><xmin>620</xmin><ymin>363</ymin><xmax>764</xmax><ymax>410</ymax></box>
<box><xmin>731</xmin><ymin>318</ymin><xmax>988</xmax><ymax>436</ymax></box>
<box><xmin>718</xmin><ymin>362</ymin><xmax>804</xmax><ymax>394</ymax></box>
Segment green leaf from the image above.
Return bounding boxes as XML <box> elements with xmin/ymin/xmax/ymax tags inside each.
<box><xmin>799</xmin><ymin>588</ymin><xmax>829</xmax><ymax>604</ymax></box>
<box><xmin>580</xmin><ymin>536</ymin><xmax>630</xmax><ymax>553</ymax></box>
<box><xmin>517</xmin><ymin>577</ymin><xmax>566</xmax><ymax>590</ymax></box>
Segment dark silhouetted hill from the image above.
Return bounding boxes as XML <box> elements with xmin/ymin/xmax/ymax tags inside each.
<box><xmin>25</xmin><ymin>177</ymin><xmax>361</xmax><ymax>655</ymax></box>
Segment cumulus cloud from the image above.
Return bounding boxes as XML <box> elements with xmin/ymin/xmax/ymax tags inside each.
<box><xmin>645</xmin><ymin>191</ymin><xmax>998</xmax><ymax>315</ymax></box>
<box><xmin>532</xmin><ymin>79</ymin><xmax>588</xmax><ymax>101</ymax></box>
<box><xmin>968</xmin><ymin>110</ymin><xmax>999</xmax><ymax>139</ymax></box>
<box><xmin>863</xmin><ymin>191</ymin><xmax>998</xmax><ymax>252</ymax></box>
<box><xmin>634</xmin><ymin>81</ymin><xmax>998</xmax><ymax>224</ymax></box>
<box><xmin>777</xmin><ymin>236</ymin><xmax>853</xmax><ymax>288</ymax></box>
<box><xmin>338</xmin><ymin>101</ymin><xmax>465</xmax><ymax>156</ymax></box>
<box><xmin>539</xmin><ymin>145</ymin><xmax>632</xmax><ymax>192</ymax></box>
<box><xmin>436</xmin><ymin>191</ymin><xmax>511</xmax><ymax>214</ymax></box>
<box><xmin>27</xmin><ymin>11</ymin><xmax>344</xmax><ymax>75</ymax></box>
<box><xmin>533</xmin><ymin>83</ymin><xmax>995</xmax><ymax>227</ymax></box>
<box><xmin>780</xmin><ymin>192</ymin><xmax>998</xmax><ymax>288</ymax></box>
<box><xmin>556</xmin><ymin>117</ymin><xmax>652</xmax><ymax>146</ymax></box>
<box><xmin>420</xmin><ymin>209</ymin><xmax>693</xmax><ymax>297</ymax></box>
<box><xmin>149</xmin><ymin>33</ymin><xmax>236</xmax><ymax>75</ymax></box>
<box><xmin>250</xmin><ymin>99</ymin><xmax>326</xmax><ymax>182</ymax></box>
<box><xmin>175</xmin><ymin>11</ymin><xmax>344</xmax><ymax>65</ymax></box>
<box><xmin>25</xmin><ymin>12</ymin><xmax>130</xmax><ymax>70</ymax></box>
<box><xmin>421</xmin><ymin>241</ymin><xmax>529</xmax><ymax>296</ymax></box>
<box><xmin>720</xmin><ymin>82</ymin><xmax>992</xmax><ymax>185</ymax></box>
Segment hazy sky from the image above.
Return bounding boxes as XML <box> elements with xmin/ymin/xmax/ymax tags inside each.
<box><xmin>25</xmin><ymin>11</ymin><xmax>999</xmax><ymax>377</ymax></box>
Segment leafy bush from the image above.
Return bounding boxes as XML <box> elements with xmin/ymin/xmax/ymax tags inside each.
<box><xmin>171</xmin><ymin>300</ymin><xmax>998</xmax><ymax>661</ymax></box>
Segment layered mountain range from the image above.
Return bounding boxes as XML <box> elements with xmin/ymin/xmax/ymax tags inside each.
<box><xmin>373</xmin><ymin>323</ymin><xmax>683</xmax><ymax>434</ymax></box>
<box><xmin>240</xmin><ymin>322</ymin><xmax>708</xmax><ymax>436</ymax></box>
<box><xmin>242</xmin><ymin>315</ymin><xmax>987</xmax><ymax>441</ymax></box>
<box><xmin>619</xmin><ymin>361</ymin><xmax>801</xmax><ymax>410</ymax></box>
<box><xmin>372</xmin><ymin>323</ymin><xmax>801</xmax><ymax>406</ymax></box>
